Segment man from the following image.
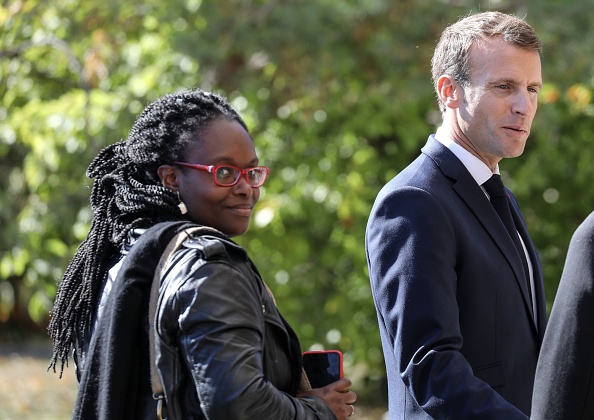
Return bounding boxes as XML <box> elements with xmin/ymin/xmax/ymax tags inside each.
<box><xmin>532</xmin><ymin>211</ymin><xmax>594</xmax><ymax>420</ymax></box>
<box><xmin>366</xmin><ymin>12</ymin><xmax>546</xmax><ymax>418</ymax></box>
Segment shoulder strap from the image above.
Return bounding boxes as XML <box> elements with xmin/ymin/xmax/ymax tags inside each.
<box><xmin>148</xmin><ymin>226</ymin><xmax>223</xmax><ymax>419</ymax></box>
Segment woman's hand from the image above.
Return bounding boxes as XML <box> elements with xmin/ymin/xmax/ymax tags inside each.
<box><xmin>298</xmin><ymin>378</ymin><xmax>358</xmax><ymax>419</ymax></box>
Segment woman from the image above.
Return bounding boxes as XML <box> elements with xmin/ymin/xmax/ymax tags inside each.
<box><xmin>48</xmin><ymin>89</ymin><xmax>357</xmax><ymax>419</ymax></box>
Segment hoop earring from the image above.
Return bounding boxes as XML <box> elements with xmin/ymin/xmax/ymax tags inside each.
<box><xmin>177</xmin><ymin>191</ymin><xmax>188</xmax><ymax>215</ymax></box>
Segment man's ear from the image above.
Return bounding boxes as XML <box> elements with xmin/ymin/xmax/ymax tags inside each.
<box><xmin>437</xmin><ymin>75</ymin><xmax>462</xmax><ymax>110</ymax></box>
<box><xmin>157</xmin><ymin>164</ymin><xmax>180</xmax><ymax>192</ymax></box>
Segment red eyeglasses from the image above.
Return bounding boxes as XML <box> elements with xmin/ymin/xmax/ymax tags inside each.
<box><xmin>174</xmin><ymin>162</ymin><xmax>270</xmax><ymax>187</ymax></box>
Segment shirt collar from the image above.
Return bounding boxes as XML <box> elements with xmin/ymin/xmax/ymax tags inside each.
<box><xmin>434</xmin><ymin>127</ymin><xmax>498</xmax><ymax>186</ymax></box>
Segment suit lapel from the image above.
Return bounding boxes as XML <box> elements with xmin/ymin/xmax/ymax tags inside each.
<box><xmin>422</xmin><ymin>137</ymin><xmax>536</xmax><ymax>331</ymax></box>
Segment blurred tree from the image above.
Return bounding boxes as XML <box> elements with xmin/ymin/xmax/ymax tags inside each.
<box><xmin>1</xmin><ymin>0</ymin><xmax>594</xmax><ymax>403</ymax></box>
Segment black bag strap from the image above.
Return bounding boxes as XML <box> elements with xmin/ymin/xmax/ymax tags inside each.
<box><xmin>148</xmin><ymin>226</ymin><xmax>223</xmax><ymax>420</ymax></box>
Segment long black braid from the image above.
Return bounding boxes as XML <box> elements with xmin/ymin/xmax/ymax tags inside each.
<box><xmin>48</xmin><ymin>89</ymin><xmax>248</xmax><ymax>375</ymax></box>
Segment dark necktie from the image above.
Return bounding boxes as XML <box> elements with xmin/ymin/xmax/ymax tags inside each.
<box><xmin>483</xmin><ymin>175</ymin><xmax>531</xmax><ymax>293</ymax></box>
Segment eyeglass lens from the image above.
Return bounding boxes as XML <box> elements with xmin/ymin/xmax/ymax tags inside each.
<box><xmin>214</xmin><ymin>166</ymin><xmax>266</xmax><ymax>186</ymax></box>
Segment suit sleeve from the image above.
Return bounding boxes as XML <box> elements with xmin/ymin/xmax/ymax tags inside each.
<box><xmin>532</xmin><ymin>211</ymin><xmax>594</xmax><ymax>420</ymax></box>
<box><xmin>366</xmin><ymin>186</ymin><xmax>528</xmax><ymax>418</ymax></box>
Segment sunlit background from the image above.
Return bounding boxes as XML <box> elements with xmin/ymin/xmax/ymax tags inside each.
<box><xmin>2</xmin><ymin>0</ymin><xmax>594</xmax><ymax>418</ymax></box>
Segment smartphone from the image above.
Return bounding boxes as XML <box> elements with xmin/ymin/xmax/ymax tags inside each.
<box><xmin>302</xmin><ymin>350</ymin><xmax>343</xmax><ymax>388</ymax></box>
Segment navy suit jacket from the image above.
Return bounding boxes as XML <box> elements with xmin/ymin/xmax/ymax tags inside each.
<box><xmin>366</xmin><ymin>136</ymin><xmax>546</xmax><ymax>419</ymax></box>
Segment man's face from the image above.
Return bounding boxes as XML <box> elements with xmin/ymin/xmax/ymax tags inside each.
<box><xmin>455</xmin><ymin>36</ymin><xmax>542</xmax><ymax>169</ymax></box>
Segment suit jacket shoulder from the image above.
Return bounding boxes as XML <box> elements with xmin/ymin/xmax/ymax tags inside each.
<box><xmin>532</xmin><ymin>211</ymin><xmax>594</xmax><ymax>420</ymax></box>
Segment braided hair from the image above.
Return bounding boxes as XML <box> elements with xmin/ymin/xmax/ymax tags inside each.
<box><xmin>48</xmin><ymin>89</ymin><xmax>248</xmax><ymax>375</ymax></box>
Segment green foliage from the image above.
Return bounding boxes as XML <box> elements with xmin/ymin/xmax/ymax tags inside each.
<box><xmin>2</xmin><ymin>0</ymin><xmax>594</xmax><ymax>401</ymax></box>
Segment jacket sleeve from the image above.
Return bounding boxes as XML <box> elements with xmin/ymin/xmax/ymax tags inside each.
<box><xmin>160</xmin><ymin>257</ymin><xmax>336</xmax><ymax>420</ymax></box>
<box><xmin>366</xmin><ymin>186</ymin><xmax>528</xmax><ymax>419</ymax></box>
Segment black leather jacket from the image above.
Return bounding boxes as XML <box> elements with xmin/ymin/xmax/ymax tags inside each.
<box><xmin>154</xmin><ymin>232</ymin><xmax>335</xmax><ymax>419</ymax></box>
<box><xmin>77</xmin><ymin>228</ymin><xmax>336</xmax><ymax>419</ymax></box>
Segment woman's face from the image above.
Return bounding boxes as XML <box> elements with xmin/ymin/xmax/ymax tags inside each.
<box><xmin>166</xmin><ymin>118</ymin><xmax>261</xmax><ymax>237</ymax></box>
